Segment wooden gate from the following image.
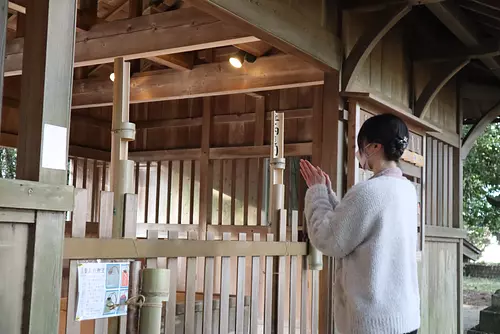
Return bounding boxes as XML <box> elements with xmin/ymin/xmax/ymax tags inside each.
<box><xmin>62</xmin><ymin>189</ymin><xmax>320</xmax><ymax>333</ymax></box>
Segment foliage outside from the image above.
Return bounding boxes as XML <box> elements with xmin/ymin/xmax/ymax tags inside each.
<box><xmin>463</xmin><ymin>123</ymin><xmax>500</xmax><ymax>249</ymax></box>
<box><xmin>0</xmin><ymin>148</ymin><xmax>16</xmax><ymax>179</ymax></box>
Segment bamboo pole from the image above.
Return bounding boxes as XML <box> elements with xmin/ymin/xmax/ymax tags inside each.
<box><xmin>110</xmin><ymin>57</ymin><xmax>136</xmax><ymax>333</ymax></box>
<box><xmin>269</xmin><ymin>111</ymin><xmax>285</xmax><ymax>333</ymax></box>
<box><xmin>139</xmin><ymin>269</ymin><xmax>170</xmax><ymax>334</ymax></box>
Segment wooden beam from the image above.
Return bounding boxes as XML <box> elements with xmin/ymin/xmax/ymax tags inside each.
<box><xmin>7</xmin><ymin>1</ymin><xmax>25</xmax><ymax>14</ymax></box>
<box><xmin>128</xmin><ymin>142</ymin><xmax>312</xmax><ymax>162</ymax></box>
<box><xmin>64</xmin><ymin>238</ymin><xmax>307</xmax><ymax>260</ymax></box>
<box><xmin>147</xmin><ymin>52</ymin><xmax>195</xmax><ymax>70</ymax></box>
<box><xmin>342</xmin><ymin>0</ymin><xmax>443</xmax><ymax>12</ymax></box>
<box><xmin>415</xmin><ymin>59</ymin><xmax>469</xmax><ymax>118</ymax></box>
<box><xmin>427</xmin><ymin>1</ymin><xmax>500</xmax><ymax>80</ymax></box>
<box><xmin>234</xmin><ymin>41</ymin><xmax>272</xmax><ymax>57</ymax></box>
<box><xmin>462</xmin><ymin>100</ymin><xmax>500</xmax><ymax>158</ymax></box>
<box><xmin>4</xmin><ymin>7</ymin><xmax>259</xmax><ymax>76</ymax></box>
<box><xmin>72</xmin><ymin>54</ymin><xmax>324</xmax><ymax>108</ymax></box>
<box><xmin>135</xmin><ymin>107</ymin><xmax>312</xmax><ymax>129</ymax></box>
<box><xmin>341</xmin><ymin>5</ymin><xmax>411</xmax><ymax>91</ymax></box>
<box><xmin>189</xmin><ymin>0</ymin><xmax>341</xmax><ymax>72</ymax></box>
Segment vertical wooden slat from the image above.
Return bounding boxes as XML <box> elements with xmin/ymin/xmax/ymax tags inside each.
<box><xmin>83</xmin><ymin>158</ymin><xmax>88</xmax><ymax>189</ymax></box>
<box><xmin>442</xmin><ymin>144</ymin><xmax>449</xmax><ymax>227</ymax></box>
<box><xmin>250</xmin><ymin>233</ymin><xmax>261</xmax><ymax>334</ymax></box>
<box><xmin>185</xmin><ymin>231</ymin><xmax>197</xmax><ymax>334</ymax></box>
<box><xmin>248</xmin><ymin>159</ymin><xmax>258</xmax><ymax>226</ymax></box>
<box><xmin>170</xmin><ymin>161</ymin><xmax>181</xmax><ymax>225</ymax></box>
<box><xmin>431</xmin><ymin>139</ymin><xmax>438</xmax><ymax>226</ymax></box>
<box><xmin>236</xmin><ymin>233</ymin><xmax>247</xmax><ymax>333</ymax></box>
<box><xmin>144</xmin><ymin>161</ymin><xmax>151</xmax><ymax>223</ymax></box>
<box><xmin>156</xmin><ymin>161</ymin><xmax>162</xmax><ymax>224</ymax></box>
<box><xmin>190</xmin><ymin>160</ymin><xmax>196</xmax><ymax>224</ymax></box>
<box><xmin>222</xmin><ymin>160</ymin><xmax>232</xmax><ymax>225</ymax></box>
<box><xmin>124</xmin><ymin>194</ymin><xmax>138</xmax><ymax>238</ymax></box>
<box><xmin>73</xmin><ymin>158</ymin><xmax>78</xmax><ymax>187</ymax></box>
<box><xmin>181</xmin><ymin>160</ymin><xmax>192</xmax><ymax>225</ymax></box>
<box><xmin>235</xmin><ymin>159</ymin><xmax>245</xmax><ymax>226</ymax></box>
<box><xmin>219</xmin><ymin>233</ymin><xmax>231</xmax><ymax>334</ymax></box>
<box><xmin>178</xmin><ymin>161</ymin><xmax>185</xmax><ymax>224</ymax></box>
<box><xmin>264</xmin><ymin>233</ymin><xmax>274</xmax><ymax>334</ymax></box>
<box><xmin>165</xmin><ymin>231</ymin><xmax>179</xmax><ymax>334</ymax></box>
<box><xmin>231</xmin><ymin>160</ymin><xmax>237</xmax><ymax>225</ymax></box>
<box><xmin>146</xmin><ymin>230</ymin><xmax>158</xmax><ymax>268</ymax></box>
<box><xmin>199</xmin><ymin>97</ymin><xmax>212</xmax><ymax>237</ymax></box>
<box><xmin>166</xmin><ymin>161</ymin><xmax>173</xmax><ymax>223</ymax></box>
<box><xmin>425</xmin><ymin>138</ymin><xmax>432</xmax><ymax>226</ymax></box>
<box><xmin>95</xmin><ymin>191</ymin><xmax>114</xmax><ymax>334</ymax></box>
<box><xmin>289</xmin><ymin>211</ymin><xmax>299</xmax><ymax>334</ymax></box>
<box><xmin>448</xmin><ymin>146</ymin><xmax>454</xmax><ymax>228</ymax></box>
<box><xmin>276</xmin><ymin>210</ymin><xmax>287</xmax><ymax>334</ymax></box>
<box><xmin>244</xmin><ymin>160</ymin><xmax>250</xmax><ymax>226</ymax></box>
<box><xmin>300</xmin><ymin>257</ymin><xmax>308</xmax><ymax>334</ymax></box>
<box><xmin>203</xmin><ymin>233</ymin><xmax>215</xmax><ymax>334</ymax></box>
<box><xmin>311</xmin><ymin>270</ymin><xmax>320</xmax><ymax>334</ymax></box>
<box><xmin>66</xmin><ymin>189</ymin><xmax>88</xmax><ymax>334</ymax></box>
<box><xmin>437</xmin><ymin>141</ymin><xmax>444</xmax><ymax>226</ymax></box>
<box><xmin>256</xmin><ymin>158</ymin><xmax>264</xmax><ymax>226</ymax></box>
<box><xmin>211</xmin><ymin>160</ymin><xmax>221</xmax><ymax>225</ymax></box>
<box><xmin>218</xmin><ymin>160</ymin><xmax>224</xmax><ymax>225</ymax></box>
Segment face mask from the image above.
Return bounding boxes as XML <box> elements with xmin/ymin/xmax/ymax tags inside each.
<box><xmin>356</xmin><ymin>144</ymin><xmax>375</xmax><ymax>170</ymax></box>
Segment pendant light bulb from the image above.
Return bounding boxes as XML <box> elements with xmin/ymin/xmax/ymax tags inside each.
<box><xmin>109</xmin><ymin>73</ymin><xmax>115</xmax><ymax>82</ymax></box>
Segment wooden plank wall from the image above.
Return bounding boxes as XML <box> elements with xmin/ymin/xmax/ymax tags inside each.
<box><xmin>419</xmin><ymin>240</ymin><xmax>459</xmax><ymax>334</ymax></box>
<box><xmin>414</xmin><ymin>63</ymin><xmax>458</xmax><ymax>133</ymax></box>
<box><xmin>424</xmin><ymin>137</ymin><xmax>455</xmax><ymax>228</ymax></box>
<box><xmin>342</xmin><ymin>12</ymin><xmax>410</xmax><ymax>108</ymax></box>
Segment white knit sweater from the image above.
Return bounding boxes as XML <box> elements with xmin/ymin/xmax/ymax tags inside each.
<box><xmin>304</xmin><ymin>175</ymin><xmax>420</xmax><ymax>334</ymax></box>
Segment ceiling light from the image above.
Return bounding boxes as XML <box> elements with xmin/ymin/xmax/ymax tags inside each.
<box><xmin>109</xmin><ymin>73</ymin><xmax>115</xmax><ymax>82</ymax></box>
<box><xmin>229</xmin><ymin>51</ymin><xmax>244</xmax><ymax>68</ymax></box>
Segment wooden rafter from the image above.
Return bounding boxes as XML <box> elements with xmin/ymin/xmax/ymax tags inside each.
<box><xmin>341</xmin><ymin>4</ymin><xmax>411</xmax><ymax>91</ymax></box>
<box><xmin>147</xmin><ymin>52</ymin><xmax>195</xmax><ymax>70</ymax></box>
<box><xmin>427</xmin><ymin>1</ymin><xmax>500</xmax><ymax>80</ymax></box>
<box><xmin>342</xmin><ymin>0</ymin><xmax>443</xmax><ymax>12</ymax></box>
<box><xmin>415</xmin><ymin>59</ymin><xmax>469</xmax><ymax>118</ymax></box>
<box><xmin>189</xmin><ymin>0</ymin><xmax>341</xmax><ymax>72</ymax></box>
<box><xmin>72</xmin><ymin>54</ymin><xmax>324</xmax><ymax>108</ymax></box>
<box><xmin>4</xmin><ymin>7</ymin><xmax>259</xmax><ymax>76</ymax></box>
<box><xmin>234</xmin><ymin>41</ymin><xmax>273</xmax><ymax>57</ymax></box>
<box><xmin>462</xmin><ymin>99</ymin><xmax>500</xmax><ymax>159</ymax></box>
<box><xmin>102</xmin><ymin>0</ymin><xmax>129</xmax><ymax>20</ymax></box>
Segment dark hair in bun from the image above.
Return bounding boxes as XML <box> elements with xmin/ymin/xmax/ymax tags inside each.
<box><xmin>357</xmin><ymin>113</ymin><xmax>409</xmax><ymax>162</ymax></box>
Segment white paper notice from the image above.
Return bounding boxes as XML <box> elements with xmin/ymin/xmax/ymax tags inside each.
<box><xmin>75</xmin><ymin>262</ymin><xmax>130</xmax><ymax>321</ymax></box>
<box><xmin>41</xmin><ymin>124</ymin><xmax>67</xmax><ymax>170</ymax></box>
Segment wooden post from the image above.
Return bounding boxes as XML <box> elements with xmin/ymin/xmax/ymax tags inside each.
<box><xmin>0</xmin><ymin>0</ymin><xmax>6</xmax><ymax>127</ymax></box>
<box><xmin>199</xmin><ymin>97</ymin><xmax>213</xmax><ymax>239</ymax></box>
<box><xmin>109</xmin><ymin>58</ymin><xmax>135</xmax><ymax>333</ymax></box>
<box><xmin>13</xmin><ymin>0</ymin><xmax>77</xmax><ymax>333</ymax></box>
<box><xmin>269</xmin><ymin>111</ymin><xmax>285</xmax><ymax>333</ymax></box>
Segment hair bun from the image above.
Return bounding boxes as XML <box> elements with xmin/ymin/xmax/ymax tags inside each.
<box><xmin>389</xmin><ymin>136</ymin><xmax>408</xmax><ymax>159</ymax></box>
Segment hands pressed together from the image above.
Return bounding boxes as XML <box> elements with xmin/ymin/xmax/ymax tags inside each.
<box><xmin>299</xmin><ymin>159</ymin><xmax>332</xmax><ymax>189</ymax></box>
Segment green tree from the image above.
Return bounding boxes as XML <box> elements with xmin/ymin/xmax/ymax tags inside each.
<box><xmin>0</xmin><ymin>147</ymin><xmax>16</xmax><ymax>179</ymax></box>
<box><xmin>463</xmin><ymin>123</ymin><xmax>500</xmax><ymax>249</ymax></box>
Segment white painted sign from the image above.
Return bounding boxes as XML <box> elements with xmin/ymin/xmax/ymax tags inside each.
<box><xmin>75</xmin><ymin>262</ymin><xmax>130</xmax><ymax>321</ymax></box>
<box><xmin>41</xmin><ymin>124</ymin><xmax>67</xmax><ymax>170</ymax></box>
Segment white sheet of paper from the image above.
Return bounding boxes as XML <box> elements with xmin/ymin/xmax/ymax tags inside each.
<box><xmin>75</xmin><ymin>262</ymin><xmax>130</xmax><ymax>321</ymax></box>
<box><xmin>41</xmin><ymin>124</ymin><xmax>67</xmax><ymax>170</ymax></box>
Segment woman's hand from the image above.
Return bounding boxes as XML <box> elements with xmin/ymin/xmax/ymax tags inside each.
<box><xmin>323</xmin><ymin>171</ymin><xmax>332</xmax><ymax>191</ymax></box>
<box><xmin>300</xmin><ymin>159</ymin><xmax>325</xmax><ymax>188</ymax></box>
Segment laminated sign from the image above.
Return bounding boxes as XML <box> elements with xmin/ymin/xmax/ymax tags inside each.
<box><xmin>75</xmin><ymin>262</ymin><xmax>130</xmax><ymax>321</ymax></box>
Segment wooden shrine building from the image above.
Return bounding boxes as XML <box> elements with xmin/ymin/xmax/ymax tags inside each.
<box><xmin>1</xmin><ymin>0</ymin><xmax>500</xmax><ymax>333</ymax></box>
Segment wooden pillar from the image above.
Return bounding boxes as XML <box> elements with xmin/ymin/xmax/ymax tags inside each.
<box><xmin>0</xmin><ymin>0</ymin><xmax>6</xmax><ymax>126</ymax></box>
<box><xmin>313</xmin><ymin>72</ymin><xmax>340</xmax><ymax>333</ymax></box>
<box><xmin>14</xmin><ymin>0</ymin><xmax>77</xmax><ymax>333</ymax></box>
